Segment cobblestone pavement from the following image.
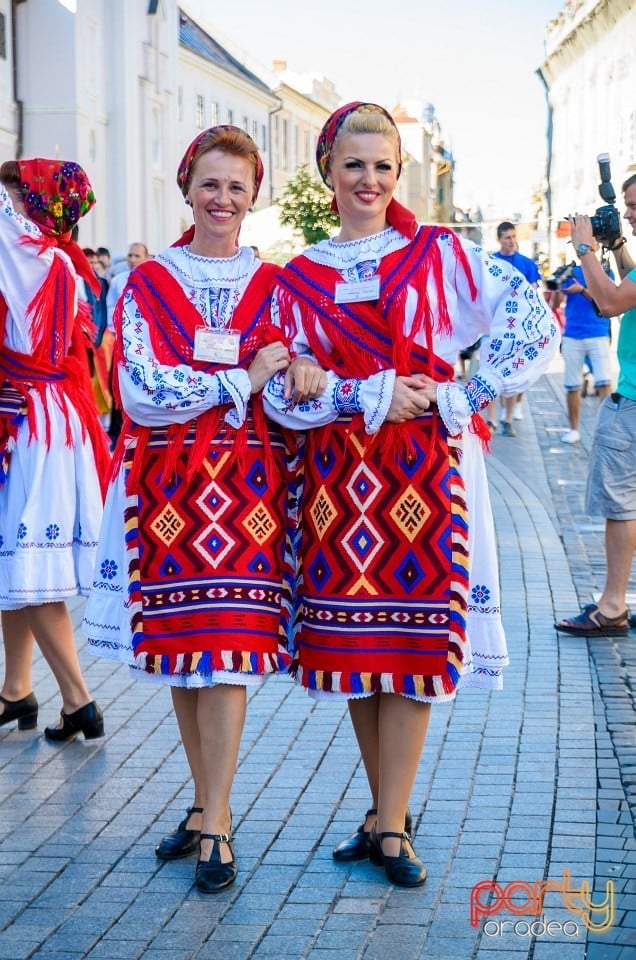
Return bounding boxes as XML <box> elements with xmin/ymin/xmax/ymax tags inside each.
<box><xmin>0</xmin><ymin>366</ymin><xmax>635</xmax><ymax>960</ymax></box>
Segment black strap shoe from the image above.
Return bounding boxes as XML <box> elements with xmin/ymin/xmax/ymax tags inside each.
<box><xmin>369</xmin><ymin>826</ymin><xmax>427</xmax><ymax>887</ymax></box>
<box><xmin>333</xmin><ymin>807</ymin><xmax>412</xmax><ymax>862</ymax></box>
<box><xmin>44</xmin><ymin>701</ymin><xmax>104</xmax><ymax>742</ymax></box>
<box><xmin>155</xmin><ymin>806</ymin><xmax>203</xmax><ymax>860</ymax></box>
<box><xmin>195</xmin><ymin>833</ymin><xmax>237</xmax><ymax>893</ymax></box>
<box><xmin>0</xmin><ymin>692</ymin><xmax>38</xmax><ymax>731</ymax></box>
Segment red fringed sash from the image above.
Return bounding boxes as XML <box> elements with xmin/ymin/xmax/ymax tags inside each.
<box><xmin>112</xmin><ymin>259</ymin><xmax>287</xmax><ymax>492</ymax></box>
<box><xmin>0</xmin><ymin>292</ymin><xmax>111</xmax><ymax>498</ymax></box>
<box><xmin>277</xmin><ymin>225</ymin><xmax>478</xmax><ymax>458</ymax></box>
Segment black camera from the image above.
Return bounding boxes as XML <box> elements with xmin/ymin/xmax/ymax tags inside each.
<box><xmin>589</xmin><ymin>153</ymin><xmax>622</xmax><ymax>247</ymax></box>
<box><xmin>545</xmin><ymin>260</ymin><xmax>575</xmax><ymax>291</ymax></box>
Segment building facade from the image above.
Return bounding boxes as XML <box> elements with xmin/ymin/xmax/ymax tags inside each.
<box><xmin>538</xmin><ymin>0</ymin><xmax>636</xmax><ymax>264</ymax></box>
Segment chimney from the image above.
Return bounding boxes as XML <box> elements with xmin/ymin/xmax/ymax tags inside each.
<box><xmin>272</xmin><ymin>60</ymin><xmax>288</xmax><ymax>73</ymax></box>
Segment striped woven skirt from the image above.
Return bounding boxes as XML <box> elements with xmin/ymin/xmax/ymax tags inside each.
<box><xmin>292</xmin><ymin>412</ymin><xmax>468</xmax><ymax>700</ymax></box>
<box><xmin>123</xmin><ymin>425</ymin><xmax>294</xmax><ymax>678</ymax></box>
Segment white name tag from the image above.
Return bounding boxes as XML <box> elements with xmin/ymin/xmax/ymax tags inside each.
<box><xmin>193</xmin><ymin>327</ymin><xmax>240</xmax><ymax>365</ymax></box>
<box><xmin>334</xmin><ymin>276</ymin><xmax>381</xmax><ymax>303</ymax></box>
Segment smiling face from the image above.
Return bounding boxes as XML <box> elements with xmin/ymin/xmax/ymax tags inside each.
<box><xmin>186</xmin><ymin>148</ymin><xmax>255</xmax><ymax>257</ymax></box>
<box><xmin>327</xmin><ymin>133</ymin><xmax>400</xmax><ymax>240</ymax></box>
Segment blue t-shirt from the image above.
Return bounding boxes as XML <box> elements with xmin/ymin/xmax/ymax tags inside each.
<box><xmin>493</xmin><ymin>250</ymin><xmax>540</xmax><ymax>284</ymax></box>
<box><xmin>561</xmin><ymin>264</ymin><xmax>612</xmax><ymax>339</ymax></box>
<box><xmin>616</xmin><ymin>269</ymin><xmax>636</xmax><ymax>401</ymax></box>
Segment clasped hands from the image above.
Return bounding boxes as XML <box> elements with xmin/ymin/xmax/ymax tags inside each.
<box><xmin>248</xmin><ymin>347</ymin><xmax>328</xmax><ymax>403</ymax></box>
<box><xmin>386</xmin><ymin>374</ymin><xmax>438</xmax><ymax>423</ymax></box>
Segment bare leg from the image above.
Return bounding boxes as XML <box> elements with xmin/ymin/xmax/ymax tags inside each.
<box><xmin>0</xmin><ymin>609</ymin><xmax>35</xmax><ymax>713</ymax></box>
<box><xmin>171</xmin><ymin>687</ymin><xmax>205</xmax><ymax>831</ymax></box>
<box><xmin>566</xmin><ymin>389</ymin><xmax>581</xmax><ymax>432</ymax></box>
<box><xmin>348</xmin><ymin>696</ymin><xmax>381</xmax><ymax>830</ymax></box>
<box><xmin>597</xmin><ymin>519</ymin><xmax>636</xmax><ymax>619</ymax></box>
<box><xmin>501</xmin><ymin>395</ymin><xmax>515</xmax><ymax>424</ymax></box>
<box><xmin>27</xmin><ymin>602</ymin><xmax>92</xmax><ymax>715</ymax></box>
<box><xmin>376</xmin><ymin>695</ymin><xmax>430</xmax><ymax>856</ymax></box>
<box><xmin>198</xmin><ymin>684</ymin><xmax>247</xmax><ymax>863</ymax></box>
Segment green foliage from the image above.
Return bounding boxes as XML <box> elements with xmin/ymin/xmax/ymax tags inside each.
<box><xmin>277</xmin><ymin>166</ymin><xmax>339</xmax><ymax>246</ymax></box>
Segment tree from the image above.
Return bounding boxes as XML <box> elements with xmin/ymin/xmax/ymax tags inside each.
<box><xmin>277</xmin><ymin>166</ymin><xmax>339</xmax><ymax>246</ymax></box>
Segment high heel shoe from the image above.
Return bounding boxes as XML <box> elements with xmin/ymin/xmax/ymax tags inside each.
<box><xmin>0</xmin><ymin>692</ymin><xmax>38</xmax><ymax>731</ymax></box>
<box><xmin>369</xmin><ymin>825</ymin><xmax>427</xmax><ymax>887</ymax></box>
<box><xmin>44</xmin><ymin>701</ymin><xmax>104</xmax><ymax>742</ymax></box>
<box><xmin>333</xmin><ymin>807</ymin><xmax>412</xmax><ymax>862</ymax></box>
<box><xmin>195</xmin><ymin>833</ymin><xmax>238</xmax><ymax>893</ymax></box>
<box><xmin>155</xmin><ymin>806</ymin><xmax>203</xmax><ymax>860</ymax></box>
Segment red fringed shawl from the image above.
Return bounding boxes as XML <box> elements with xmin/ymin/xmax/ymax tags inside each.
<box><xmin>112</xmin><ymin>258</ymin><xmax>287</xmax><ymax>492</ymax></box>
<box><xmin>276</xmin><ymin>225</ymin><xmax>484</xmax><ymax>458</ymax></box>
<box><xmin>0</xmin><ymin>272</ymin><xmax>111</xmax><ymax>497</ymax></box>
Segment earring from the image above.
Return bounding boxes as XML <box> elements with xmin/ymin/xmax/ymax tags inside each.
<box><xmin>248</xmin><ymin>205</ymin><xmax>254</xmax><ymax>213</ymax></box>
<box><xmin>185</xmin><ymin>198</ymin><xmax>192</xmax><ymax>206</ymax></box>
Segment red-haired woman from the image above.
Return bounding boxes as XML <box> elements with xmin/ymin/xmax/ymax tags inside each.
<box><xmin>84</xmin><ymin>126</ymin><xmax>322</xmax><ymax>893</ymax></box>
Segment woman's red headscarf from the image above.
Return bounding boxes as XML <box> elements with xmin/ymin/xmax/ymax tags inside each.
<box><xmin>17</xmin><ymin>158</ymin><xmax>101</xmax><ymax>298</ymax></box>
<box><xmin>315</xmin><ymin>101</ymin><xmax>417</xmax><ymax>241</ymax></box>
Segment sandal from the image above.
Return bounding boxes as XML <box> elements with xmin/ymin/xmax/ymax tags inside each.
<box><xmin>555</xmin><ymin>604</ymin><xmax>629</xmax><ymax>637</ymax></box>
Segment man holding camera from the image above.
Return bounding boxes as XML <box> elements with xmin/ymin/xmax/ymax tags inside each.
<box><xmin>557</xmin><ymin>172</ymin><xmax>636</xmax><ymax>636</ymax></box>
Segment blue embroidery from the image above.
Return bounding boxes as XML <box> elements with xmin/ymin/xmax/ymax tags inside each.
<box><xmin>45</xmin><ymin>524</ymin><xmax>60</xmax><ymax>541</ymax></box>
<box><xmin>471</xmin><ymin>584</ymin><xmax>491</xmax><ymax>603</ymax></box>
<box><xmin>333</xmin><ymin>378</ymin><xmax>362</xmax><ymax>415</ymax></box>
<box><xmin>17</xmin><ymin>523</ymin><xmax>27</xmax><ymax>540</ymax></box>
<box><xmin>100</xmin><ymin>559</ymin><xmax>118</xmax><ymax>580</ymax></box>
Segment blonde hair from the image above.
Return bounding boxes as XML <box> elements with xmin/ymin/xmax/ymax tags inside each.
<box><xmin>337</xmin><ymin>105</ymin><xmax>399</xmax><ymax>142</ymax></box>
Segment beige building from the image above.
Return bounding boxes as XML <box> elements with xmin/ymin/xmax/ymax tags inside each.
<box><xmin>538</xmin><ymin>0</ymin><xmax>636</xmax><ymax>264</ymax></box>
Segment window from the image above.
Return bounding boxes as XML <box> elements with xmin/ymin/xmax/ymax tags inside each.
<box><xmin>177</xmin><ymin>86</ymin><xmax>183</xmax><ymax>123</ymax></box>
<box><xmin>242</xmin><ymin>115</ymin><xmax>248</xmax><ymax>132</ymax></box>
<box><xmin>0</xmin><ymin>14</ymin><xmax>6</xmax><ymax>60</ymax></box>
<box><xmin>262</xmin><ymin>124</ymin><xmax>267</xmax><ymax>151</ymax></box>
<box><xmin>282</xmin><ymin>118</ymin><xmax>289</xmax><ymax>170</ymax></box>
<box><xmin>252</xmin><ymin>120</ymin><xmax>258</xmax><ymax>141</ymax></box>
<box><xmin>195</xmin><ymin>95</ymin><xmax>205</xmax><ymax>129</ymax></box>
<box><xmin>210</xmin><ymin>102</ymin><xmax>218</xmax><ymax>126</ymax></box>
<box><xmin>227</xmin><ymin>107</ymin><xmax>234</xmax><ymax>124</ymax></box>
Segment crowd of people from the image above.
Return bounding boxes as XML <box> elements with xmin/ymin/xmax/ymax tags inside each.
<box><xmin>0</xmin><ymin>105</ymin><xmax>633</xmax><ymax>897</ymax></box>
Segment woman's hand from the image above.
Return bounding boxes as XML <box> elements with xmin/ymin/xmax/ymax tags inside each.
<box><xmin>284</xmin><ymin>356</ymin><xmax>328</xmax><ymax>404</ymax></box>
<box><xmin>247</xmin><ymin>342</ymin><xmax>291</xmax><ymax>394</ymax></box>
<box><xmin>385</xmin><ymin>376</ymin><xmax>433</xmax><ymax>423</ymax></box>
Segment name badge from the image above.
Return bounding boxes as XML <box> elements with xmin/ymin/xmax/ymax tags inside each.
<box><xmin>193</xmin><ymin>327</ymin><xmax>241</xmax><ymax>365</ymax></box>
<box><xmin>334</xmin><ymin>276</ymin><xmax>381</xmax><ymax>303</ymax></box>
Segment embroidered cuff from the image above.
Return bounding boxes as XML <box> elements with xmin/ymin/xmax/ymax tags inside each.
<box><xmin>436</xmin><ymin>382</ymin><xmax>472</xmax><ymax>435</ymax></box>
<box><xmin>218</xmin><ymin>368</ymin><xmax>251</xmax><ymax>429</ymax></box>
<box><xmin>360</xmin><ymin>369</ymin><xmax>396</xmax><ymax>434</ymax></box>
<box><xmin>333</xmin><ymin>377</ymin><xmax>364</xmax><ymax>415</ymax></box>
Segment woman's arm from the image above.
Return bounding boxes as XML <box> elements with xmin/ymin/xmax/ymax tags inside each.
<box><xmin>118</xmin><ymin>287</ymin><xmax>253</xmax><ymax>427</ymax></box>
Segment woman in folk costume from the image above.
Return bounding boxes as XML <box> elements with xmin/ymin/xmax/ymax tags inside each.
<box><xmin>84</xmin><ymin>126</ymin><xmax>322</xmax><ymax>894</ymax></box>
<box><xmin>0</xmin><ymin>159</ymin><xmax>109</xmax><ymax>741</ymax></box>
<box><xmin>263</xmin><ymin>103</ymin><xmax>559</xmax><ymax>886</ymax></box>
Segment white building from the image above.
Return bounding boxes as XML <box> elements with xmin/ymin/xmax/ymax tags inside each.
<box><xmin>538</xmin><ymin>0</ymin><xmax>636</xmax><ymax>263</ymax></box>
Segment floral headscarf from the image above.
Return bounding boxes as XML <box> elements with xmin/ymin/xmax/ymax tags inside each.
<box><xmin>316</xmin><ymin>102</ymin><xmax>402</xmax><ymax>186</ymax></box>
<box><xmin>17</xmin><ymin>159</ymin><xmax>96</xmax><ymax>238</ymax></box>
<box><xmin>176</xmin><ymin>125</ymin><xmax>264</xmax><ymax>200</ymax></box>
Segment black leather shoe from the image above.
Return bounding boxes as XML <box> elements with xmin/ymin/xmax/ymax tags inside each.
<box><xmin>369</xmin><ymin>826</ymin><xmax>427</xmax><ymax>887</ymax></box>
<box><xmin>0</xmin><ymin>692</ymin><xmax>38</xmax><ymax>731</ymax></box>
<box><xmin>195</xmin><ymin>833</ymin><xmax>238</xmax><ymax>893</ymax></box>
<box><xmin>44</xmin><ymin>701</ymin><xmax>104</xmax><ymax>742</ymax></box>
<box><xmin>155</xmin><ymin>807</ymin><xmax>203</xmax><ymax>860</ymax></box>
<box><xmin>333</xmin><ymin>807</ymin><xmax>412</xmax><ymax>862</ymax></box>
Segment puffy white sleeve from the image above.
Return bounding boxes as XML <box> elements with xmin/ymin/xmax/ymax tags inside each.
<box><xmin>435</xmin><ymin>234</ymin><xmax>560</xmax><ymax>435</ymax></box>
<box><xmin>117</xmin><ymin>287</ymin><xmax>252</xmax><ymax>428</ymax></box>
<box><xmin>0</xmin><ymin>183</ymin><xmax>57</xmax><ymax>335</ymax></box>
<box><xmin>262</xmin><ymin>289</ymin><xmax>395</xmax><ymax>432</ymax></box>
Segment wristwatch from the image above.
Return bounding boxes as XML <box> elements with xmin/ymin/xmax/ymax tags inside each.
<box><xmin>575</xmin><ymin>243</ymin><xmax>593</xmax><ymax>256</ymax></box>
